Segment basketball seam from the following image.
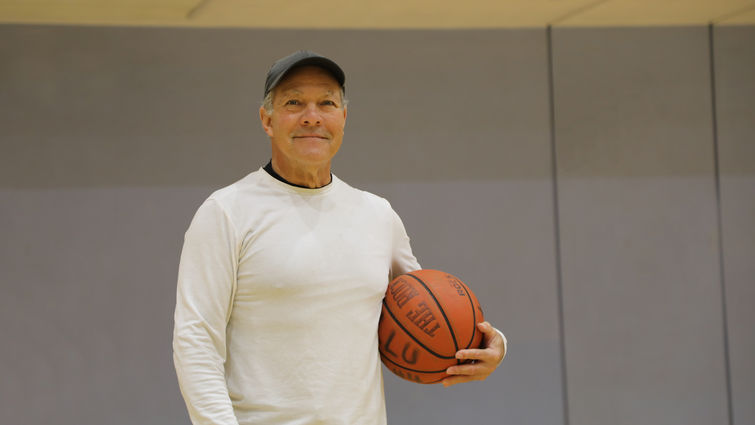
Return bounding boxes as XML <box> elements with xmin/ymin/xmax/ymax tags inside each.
<box><xmin>382</xmin><ymin>300</ymin><xmax>456</xmax><ymax>360</ymax></box>
<box><xmin>379</xmin><ymin>352</ymin><xmax>450</xmax><ymax>374</ymax></box>
<box><xmin>406</xmin><ymin>272</ymin><xmax>460</xmax><ymax>354</ymax></box>
<box><xmin>457</xmin><ymin>279</ymin><xmax>479</xmax><ymax>349</ymax></box>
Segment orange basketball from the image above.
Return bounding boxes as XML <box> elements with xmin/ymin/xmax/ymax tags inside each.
<box><xmin>378</xmin><ymin>269</ymin><xmax>485</xmax><ymax>384</ymax></box>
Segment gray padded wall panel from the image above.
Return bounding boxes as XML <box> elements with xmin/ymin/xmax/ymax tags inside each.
<box><xmin>346</xmin><ymin>29</ymin><xmax>563</xmax><ymax>425</ymax></box>
<box><xmin>0</xmin><ymin>188</ymin><xmax>210</xmax><ymax>425</ymax></box>
<box><xmin>552</xmin><ymin>27</ymin><xmax>729</xmax><ymax>425</ymax></box>
<box><xmin>334</xmin><ymin>30</ymin><xmax>554</xmax><ymax>183</ymax></box>
<box><xmin>714</xmin><ymin>26</ymin><xmax>755</xmax><ymax>425</ymax></box>
<box><xmin>0</xmin><ymin>25</ymin><xmax>268</xmax><ymax>188</ymax></box>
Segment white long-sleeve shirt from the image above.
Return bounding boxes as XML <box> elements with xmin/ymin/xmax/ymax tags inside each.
<box><xmin>173</xmin><ymin>169</ymin><xmax>421</xmax><ymax>425</ymax></box>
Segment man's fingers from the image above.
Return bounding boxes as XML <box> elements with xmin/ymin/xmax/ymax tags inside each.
<box><xmin>446</xmin><ymin>363</ymin><xmax>482</xmax><ymax>376</ymax></box>
<box><xmin>442</xmin><ymin>375</ymin><xmax>470</xmax><ymax>387</ymax></box>
<box><xmin>456</xmin><ymin>348</ymin><xmax>487</xmax><ymax>360</ymax></box>
<box><xmin>478</xmin><ymin>321</ymin><xmax>495</xmax><ymax>335</ymax></box>
<box><xmin>442</xmin><ymin>373</ymin><xmax>485</xmax><ymax>387</ymax></box>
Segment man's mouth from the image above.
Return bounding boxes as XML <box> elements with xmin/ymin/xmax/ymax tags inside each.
<box><xmin>293</xmin><ymin>134</ymin><xmax>328</xmax><ymax>140</ymax></box>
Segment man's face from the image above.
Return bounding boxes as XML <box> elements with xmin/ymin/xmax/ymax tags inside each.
<box><xmin>260</xmin><ymin>66</ymin><xmax>347</xmax><ymax>171</ymax></box>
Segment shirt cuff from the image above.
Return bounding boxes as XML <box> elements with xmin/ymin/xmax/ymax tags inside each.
<box><xmin>495</xmin><ymin>327</ymin><xmax>508</xmax><ymax>364</ymax></box>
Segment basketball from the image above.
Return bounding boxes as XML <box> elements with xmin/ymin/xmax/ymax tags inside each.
<box><xmin>378</xmin><ymin>269</ymin><xmax>485</xmax><ymax>384</ymax></box>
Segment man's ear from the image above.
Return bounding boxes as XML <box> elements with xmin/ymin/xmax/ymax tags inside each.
<box><xmin>260</xmin><ymin>106</ymin><xmax>274</xmax><ymax>138</ymax></box>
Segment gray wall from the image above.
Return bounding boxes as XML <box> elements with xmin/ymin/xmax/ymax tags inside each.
<box><xmin>0</xmin><ymin>24</ymin><xmax>752</xmax><ymax>425</ymax></box>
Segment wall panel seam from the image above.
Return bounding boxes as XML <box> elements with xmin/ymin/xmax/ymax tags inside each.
<box><xmin>547</xmin><ymin>25</ymin><xmax>570</xmax><ymax>425</ymax></box>
<box><xmin>708</xmin><ymin>23</ymin><xmax>734</xmax><ymax>425</ymax></box>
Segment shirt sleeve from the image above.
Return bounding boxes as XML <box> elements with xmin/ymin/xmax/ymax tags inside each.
<box><xmin>496</xmin><ymin>329</ymin><xmax>508</xmax><ymax>364</ymax></box>
<box><xmin>173</xmin><ymin>198</ymin><xmax>240</xmax><ymax>425</ymax></box>
<box><xmin>388</xmin><ymin>206</ymin><xmax>421</xmax><ymax>280</ymax></box>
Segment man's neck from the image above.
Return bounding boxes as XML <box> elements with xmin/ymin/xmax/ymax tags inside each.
<box><xmin>266</xmin><ymin>159</ymin><xmax>332</xmax><ymax>189</ymax></box>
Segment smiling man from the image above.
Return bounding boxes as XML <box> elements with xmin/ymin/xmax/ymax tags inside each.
<box><xmin>172</xmin><ymin>50</ymin><xmax>506</xmax><ymax>425</ymax></box>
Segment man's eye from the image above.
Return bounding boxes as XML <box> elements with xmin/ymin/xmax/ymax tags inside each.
<box><xmin>322</xmin><ymin>100</ymin><xmax>336</xmax><ymax>106</ymax></box>
<box><xmin>285</xmin><ymin>100</ymin><xmax>300</xmax><ymax>106</ymax></box>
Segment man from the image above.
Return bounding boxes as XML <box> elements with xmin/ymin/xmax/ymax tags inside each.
<box><xmin>173</xmin><ymin>50</ymin><xmax>506</xmax><ymax>425</ymax></box>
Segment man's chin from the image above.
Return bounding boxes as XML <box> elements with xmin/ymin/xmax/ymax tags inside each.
<box><xmin>290</xmin><ymin>149</ymin><xmax>336</xmax><ymax>164</ymax></box>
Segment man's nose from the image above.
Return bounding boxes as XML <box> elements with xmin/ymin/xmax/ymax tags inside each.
<box><xmin>300</xmin><ymin>104</ymin><xmax>321</xmax><ymax>126</ymax></box>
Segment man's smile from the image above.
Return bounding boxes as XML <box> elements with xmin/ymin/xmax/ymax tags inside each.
<box><xmin>292</xmin><ymin>133</ymin><xmax>329</xmax><ymax>140</ymax></box>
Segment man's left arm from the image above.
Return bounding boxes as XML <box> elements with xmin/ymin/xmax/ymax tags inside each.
<box><xmin>385</xmin><ymin>203</ymin><xmax>507</xmax><ymax>387</ymax></box>
<box><xmin>442</xmin><ymin>322</ymin><xmax>507</xmax><ymax>387</ymax></box>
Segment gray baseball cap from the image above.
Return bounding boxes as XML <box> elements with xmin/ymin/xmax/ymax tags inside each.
<box><xmin>264</xmin><ymin>50</ymin><xmax>346</xmax><ymax>98</ymax></box>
